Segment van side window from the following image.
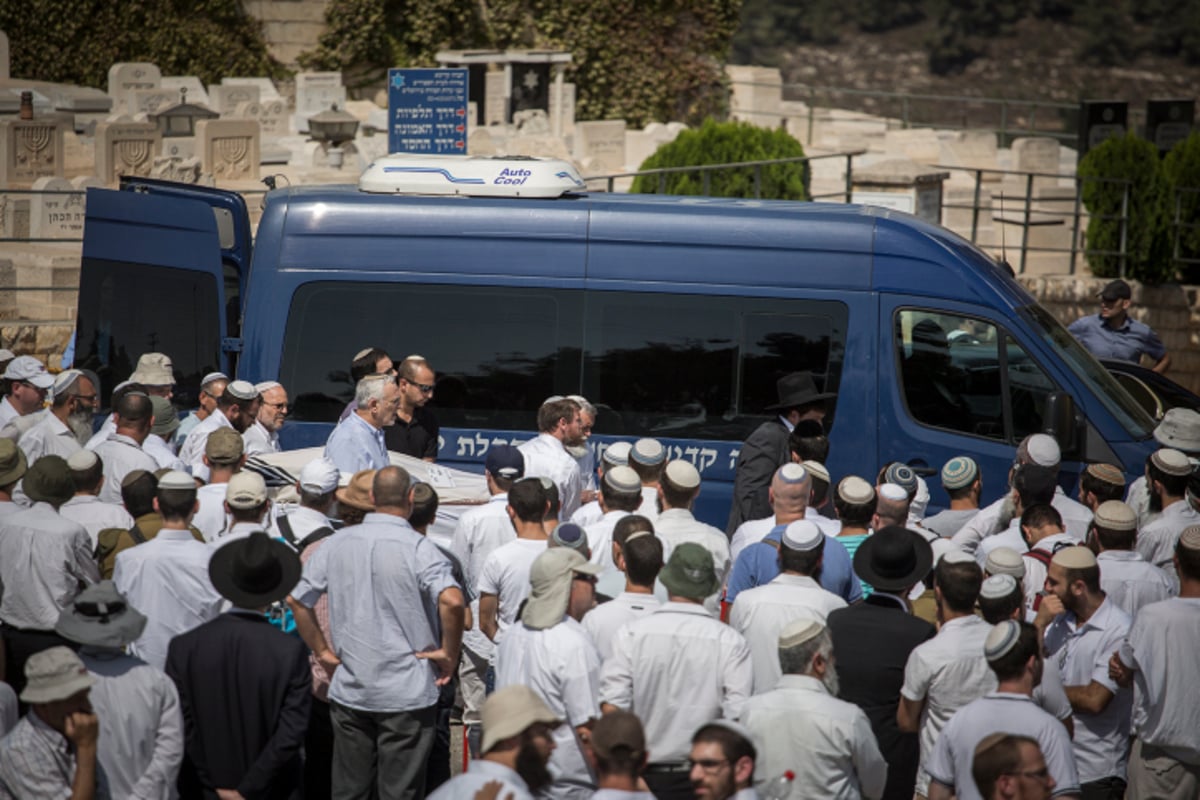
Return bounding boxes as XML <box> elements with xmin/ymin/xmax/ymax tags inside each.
<box><xmin>280</xmin><ymin>282</ymin><xmax>584</xmax><ymax>428</ymax></box>
<box><xmin>74</xmin><ymin>258</ymin><xmax>223</xmax><ymax>407</ymax></box>
<box><xmin>582</xmin><ymin>292</ymin><xmax>845</xmax><ymax>438</ymax></box>
<box><xmin>895</xmin><ymin>310</ymin><xmax>1055</xmax><ymax>443</ymax></box>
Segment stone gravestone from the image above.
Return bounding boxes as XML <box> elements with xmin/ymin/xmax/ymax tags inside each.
<box><xmin>548</xmin><ymin>82</ymin><xmax>575</xmax><ymax>136</ymax></box>
<box><xmin>0</xmin><ymin>30</ymin><xmax>9</xmax><ymax>81</ymax></box>
<box><xmin>196</xmin><ymin>119</ymin><xmax>260</xmax><ymax>181</ymax></box>
<box><xmin>485</xmin><ymin>71</ymin><xmax>508</xmax><ymax>127</ymax></box>
<box><xmin>130</xmin><ymin>88</ymin><xmax>181</xmax><ymax>117</ymax></box>
<box><xmin>94</xmin><ymin>120</ymin><xmax>160</xmax><ymax>184</ymax></box>
<box><xmin>575</xmin><ymin>120</ymin><xmax>626</xmax><ymax>174</ymax></box>
<box><xmin>293</xmin><ymin>72</ymin><xmax>346</xmax><ymax>134</ymax></box>
<box><xmin>161</xmin><ymin>77</ymin><xmax>211</xmax><ymax>109</ymax></box>
<box><xmin>1012</xmin><ymin>137</ymin><xmax>1061</xmax><ymax>192</ymax></box>
<box><xmin>30</xmin><ymin>177</ymin><xmax>84</xmax><ymax>240</ymax></box>
<box><xmin>221</xmin><ymin>78</ymin><xmax>281</xmax><ymax>103</ymax></box>
<box><xmin>232</xmin><ymin>99</ymin><xmax>285</xmax><ymax>138</ymax></box>
<box><xmin>210</xmin><ymin>84</ymin><xmax>260</xmax><ymax>116</ymax></box>
<box><xmin>0</xmin><ymin>194</ymin><xmax>30</xmax><ymax>240</ymax></box>
<box><xmin>107</xmin><ymin>63</ymin><xmax>162</xmax><ymax>113</ymax></box>
<box><xmin>0</xmin><ymin>117</ymin><xmax>67</xmax><ymax>187</ymax></box>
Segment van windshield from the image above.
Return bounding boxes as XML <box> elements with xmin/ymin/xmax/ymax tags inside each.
<box><xmin>1018</xmin><ymin>303</ymin><xmax>1155</xmax><ymax>440</ymax></box>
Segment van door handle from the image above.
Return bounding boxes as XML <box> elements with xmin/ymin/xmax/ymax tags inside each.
<box><xmin>905</xmin><ymin>460</ymin><xmax>937</xmax><ymax>477</ymax></box>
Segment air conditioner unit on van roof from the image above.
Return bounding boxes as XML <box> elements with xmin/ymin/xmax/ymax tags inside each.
<box><xmin>359</xmin><ymin>154</ymin><xmax>587</xmax><ymax>198</ymax></box>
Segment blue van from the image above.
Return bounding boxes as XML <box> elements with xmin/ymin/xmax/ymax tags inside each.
<box><xmin>75</xmin><ymin>156</ymin><xmax>1157</xmax><ymax>526</ymax></box>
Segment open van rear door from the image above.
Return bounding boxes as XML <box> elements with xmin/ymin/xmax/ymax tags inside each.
<box><xmin>77</xmin><ymin>179</ymin><xmax>252</xmax><ymax>408</ymax></box>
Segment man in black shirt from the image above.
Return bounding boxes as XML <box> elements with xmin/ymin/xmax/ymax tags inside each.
<box><xmin>384</xmin><ymin>356</ymin><xmax>440</xmax><ymax>461</ymax></box>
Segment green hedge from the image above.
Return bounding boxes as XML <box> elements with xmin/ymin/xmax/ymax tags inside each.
<box><xmin>1163</xmin><ymin>132</ymin><xmax>1200</xmax><ymax>282</ymax></box>
<box><xmin>0</xmin><ymin>0</ymin><xmax>284</xmax><ymax>89</ymax></box>
<box><xmin>630</xmin><ymin>120</ymin><xmax>810</xmax><ymax>200</ymax></box>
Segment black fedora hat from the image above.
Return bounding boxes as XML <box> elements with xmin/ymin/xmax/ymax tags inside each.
<box><xmin>853</xmin><ymin>525</ymin><xmax>933</xmax><ymax>591</ymax></box>
<box><xmin>209</xmin><ymin>532</ymin><xmax>302</xmax><ymax>608</ymax></box>
<box><xmin>765</xmin><ymin>371</ymin><xmax>836</xmax><ymax>412</ymax></box>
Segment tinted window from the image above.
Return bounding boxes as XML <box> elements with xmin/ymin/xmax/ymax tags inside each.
<box><xmin>280</xmin><ymin>282</ymin><xmax>584</xmax><ymax>428</ymax></box>
<box><xmin>895</xmin><ymin>309</ymin><xmax>1058</xmax><ymax>443</ymax></box>
<box><xmin>582</xmin><ymin>291</ymin><xmax>845</xmax><ymax>438</ymax></box>
<box><xmin>281</xmin><ymin>281</ymin><xmax>848</xmax><ymax>441</ymax></box>
<box><xmin>75</xmin><ymin>258</ymin><xmax>222</xmax><ymax>407</ymax></box>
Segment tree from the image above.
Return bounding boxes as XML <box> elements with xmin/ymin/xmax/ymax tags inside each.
<box><xmin>1162</xmin><ymin>132</ymin><xmax>1200</xmax><ymax>282</ymax></box>
<box><xmin>1078</xmin><ymin>133</ymin><xmax>1172</xmax><ymax>283</ymax></box>
<box><xmin>630</xmin><ymin>119</ymin><xmax>810</xmax><ymax>200</ymax></box>
<box><xmin>0</xmin><ymin>0</ymin><xmax>284</xmax><ymax>89</ymax></box>
<box><xmin>302</xmin><ymin>0</ymin><xmax>742</xmax><ymax>127</ymax></box>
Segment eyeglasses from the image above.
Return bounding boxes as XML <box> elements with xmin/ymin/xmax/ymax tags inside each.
<box><xmin>412</xmin><ymin>382</ymin><xmax>434</xmax><ymax>394</ymax></box>
<box><xmin>688</xmin><ymin>758</ymin><xmax>730</xmax><ymax>773</ymax></box>
<box><xmin>262</xmin><ymin>401</ymin><xmax>289</xmax><ymax>411</ymax></box>
<box><xmin>74</xmin><ymin>394</ymin><xmax>98</xmax><ymax>404</ymax></box>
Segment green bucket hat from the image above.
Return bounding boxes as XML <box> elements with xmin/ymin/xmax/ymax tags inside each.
<box><xmin>659</xmin><ymin>542</ymin><xmax>720</xmax><ymax>600</ymax></box>
<box><xmin>150</xmin><ymin>395</ymin><xmax>180</xmax><ymax>438</ymax></box>
<box><xmin>24</xmin><ymin>455</ymin><xmax>75</xmax><ymax>506</ymax></box>
<box><xmin>0</xmin><ymin>439</ymin><xmax>28</xmax><ymax>486</ymax></box>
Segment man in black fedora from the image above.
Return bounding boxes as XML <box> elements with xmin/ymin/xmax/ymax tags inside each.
<box><xmin>827</xmin><ymin>526</ymin><xmax>936</xmax><ymax>800</ymax></box>
<box><xmin>165</xmin><ymin>532</ymin><xmax>311</xmax><ymax>800</ymax></box>
<box><xmin>727</xmin><ymin>371</ymin><xmax>836</xmax><ymax>535</ymax></box>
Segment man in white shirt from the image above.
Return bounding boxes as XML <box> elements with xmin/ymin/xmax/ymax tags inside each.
<box><xmin>1124</xmin><ymin>409</ymin><xmax>1200</xmax><ymax>527</ymax></box>
<box><xmin>0</xmin><ymin>440</ymin><xmax>26</xmax><ymax>520</ymax></box>
<box><xmin>1088</xmin><ymin>500</ymin><xmax>1173</xmax><ymax>619</ymax></box>
<box><xmin>427</xmin><ymin>685</ymin><xmax>561</xmax><ymax>800</ymax></box>
<box><xmin>976</xmin><ymin>465</ymin><xmax>1060</xmax><ymax>568</ymax></box>
<box><xmin>654</xmin><ymin>460</ymin><xmax>732</xmax><ymax>609</ymax></box>
<box><xmin>582</xmin><ymin>516</ymin><xmax>663</xmax><ymax>659</ymax></box>
<box><xmin>0</xmin><ymin>455</ymin><xmax>98</xmax><ymax>698</ymax></box>
<box><xmin>1018</xmin><ymin>504</ymin><xmax>1080</xmax><ymax>611</ymax></box>
<box><xmin>17</xmin><ymin>369</ymin><xmax>95</xmax><ymax>462</ymax></box>
<box><xmin>479</xmin><ymin>478</ymin><xmax>550</xmax><ymax>647</ymax></box>
<box><xmin>1041</xmin><ymin>547</ymin><xmax>1132</xmax><ymax>798</ymax></box>
<box><xmin>600</xmin><ymin>543</ymin><xmax>753</xmax><ymax>800</ymax></box>
<box><xmin>59</xmin><ymin>449</ymin><xmax>134</xmax><ymax>549</ymax></box>
<box><xmin>570</xmin><ymin>441</ymin><xmax>631</xmax><ymax>527</ymax></box>
<box><xmin>143</xmin><ymin>396</ymin><xmax>185</xmax><ymax>471</ymax></box>
<box><xmin>1135</xmin><ymin>448</ymin><xmax>1198</xmax><ymax>583</ymax></box>
<box><xmin>898</xmin><ymin>551</ymin><xmax>995</xmax><ymax>798</ymax></box>
<box><xmin>589</xmin><ymin>710</ymin><xmax>655</xmax><ymax>800</ymax></box>
<box><xmin>1109</xmin><ymin>527</ymin><xmax>1200</xmax><ymax>800</ymax></box>
<box><xmin>730</xmin><ymin>520</ymin><xmax>847</xmax><ymax>694</ymax></box>
<box><xmin>215</xmin><ymin>471</ymin><xmax>272</xmax><ymax>543</ymax></box>
<box><xmin>628</xmin><ymin>438</ymin><xmax>666</xmax><ymax>521</ymax></box>
<box><xmin>270</xmin><ymin>457</ymin><xmax>340</xmax><ymax>551</ymax></box>
<box><xmin>451</xmin><ymin>444</ymin><xmax>524</xmax><ymax>755</ymax></box>
<box><xmin>495</xmin><ymin>548</ymin><xmax>603</xmax><ymax>800</ymax></box>
<box><xmin>55</xmin><ymin>581</ymin><xmax>183</xmax><ymax>800</ymax></box>
<box><xmin>584</xmin><ymin>465</ymin><xmax>642</xmax><ymax>573</ymax></box>
<box><xmin>953</xmin><ymin>434</ymin><xmax>1093</xmax><ymax>554</ymax></box>
<box><xmin>178</xmin><ymin>380</ymin><xmax>261</xmax><ymax>480</ymax></box>
<box><xmin>565</xmin><ymin>395</ymin><xmax>597</xmax><ymax>497</ymax></box>
<box><xmin>518</xmin><ymin>397</ymin><xmax>584</xmax><ymax>520</ymax></box>
<box><xmin>113</xmin><ymin>470</ymin><xmax>224</xmax><ymax>669</ymax></box>
<box><xmin>243</xmin><ymin>381</ymin><xmax>287</xmax><ymax>457</ymax></box>
<box><xmin>93</xmin><ymin>391</ymin><xmax>159</xmax><ymax>506</ymax></box>
<box><xmin>1078</xmin><ymin>463</ymin><xmax>1126</xmax><ymax>514</ymax></box>
<box><xmin>192</xmin><ymin>427</ymin><xmax>246</xmax><ymax>542</ymax></box>
<box><xmin>729</xmin><ymin>463</ymin><xmax>811</xmax><ymax>562</ymax></box>
<box><xmin>0</xmin><ymin>356</ymin><xmax>53</xmax><ymax>431</ymax></box>
<box><xmin>926</xmin><ymin>621</ymin><xmax>1080</xmax><ymax>800</ymax></box>
<box><xmin>174</xmin><ymin>372</ymin><xmax>228</xmax><ymax>446</ymax></box>
<box><xmin>742</xmin><ymin>618</ymin><xmax>887</xmax><ymax>799</ymax></box>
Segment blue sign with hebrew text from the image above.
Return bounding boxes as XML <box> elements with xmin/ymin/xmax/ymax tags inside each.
<box><xmin>387</xmin><ymin>68</ymin><xmax>469</xmax><ymax>155</ymax></box>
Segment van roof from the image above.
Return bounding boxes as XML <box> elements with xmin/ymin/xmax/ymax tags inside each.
<box><xmin>254</xmin><ymin>184</ymin><xmax>1030</xmax><ymax>307</ymax></box>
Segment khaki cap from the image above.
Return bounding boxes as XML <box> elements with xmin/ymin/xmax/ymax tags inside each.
<box><xmin>225</xmin><ymin>471</ymin><xmax>267</xmax><ymax>509</ymax></box>
<box><xmin>205</xmin><ymin>427</ymin><xmax>244</xmax><ymax>464</ymax></box>
<box><xmin>480</xmin><ymin>685</ymin><xmax>562</xmax><ymax>754</ymax></box>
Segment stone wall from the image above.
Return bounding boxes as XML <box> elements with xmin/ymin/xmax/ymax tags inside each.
<box><xmin>1021</xmin><ymin>275</ymin><xmax>1200</xmax><ymax>395</ymax></box>
<box><xmin>243</xmin><ymin>0</ymin><xmax>331</xmax><ymax>67</ymax></box>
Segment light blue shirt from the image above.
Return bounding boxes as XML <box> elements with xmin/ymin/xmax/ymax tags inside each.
<box><xmin>291</xmin><ymin>512</ymin><xmax>459</xmax><ymax>713</ymax></box>
<box><xmin>725</xmin><ymin>525</ymin><xmax>863</xmax><ymax>605</ymax></box>
<box><xmin>323</xmin><ymin>412</ymin><xmax>388</xmax><ymax>474</ymax></box>
<box><xmin>173</xmin><ymin>411</ymin><xmax>203</xmax><ymax>448</ymax></box>
<box><xmin>1067</xmin><ymin>313</ymin><xmax>1166</xmax><ymax>363</ymax></box>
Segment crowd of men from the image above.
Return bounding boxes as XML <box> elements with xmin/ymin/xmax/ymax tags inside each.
<box><xmin>0</xmin><ymin>346</ymin><xmax>1196</xmax><ymax>800</ymax></box>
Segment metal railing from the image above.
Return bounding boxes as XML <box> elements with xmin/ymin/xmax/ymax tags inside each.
<box><xmin>582</xmin><ymin>150</ymin><xmax>866</xmax><ymax>201</ymax></box>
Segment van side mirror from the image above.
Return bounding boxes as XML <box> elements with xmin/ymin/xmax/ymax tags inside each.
<box><xmin>1043</xmin><ymin>391</ymin><xmax>1079</xmax><ymax>456</ymax></box>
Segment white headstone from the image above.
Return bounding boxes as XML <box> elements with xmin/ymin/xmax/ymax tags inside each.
<box><xmin>30</xmin><ymin>177</ymin><xmax>84</xmax><ymax>239</ymax></box>
<box><xmin>575</xmin><ymin>120</ymin><xmax>626</xmax><ymax>173</ymax></box>
<box><xmin>293</xmin><ymin>72</ymin><xmax>346</xmax><ymax>134</ymax></box>
<box><xmin>130</xmin><ymin>88</ymin><xmax>181</xmax><ymax>116</ymax></box>
<box><xmin>160</xmin><ymin>77</ymin><xmax>210</xmax><ymax>109</ymax></box>
<box><xmin>107</xmin><ymin>63</ymin><xmax>162</xmax><ymax>111</ymax></box>
<box><xmin>94</xmin><ymin>120</ymin><xmax>160</xmax><ymax>183</ymax></box>
<box><xmin>485</xmin><ymin>71</ymin><xmax>507</xmax><ymax>127</ymax></box>
<box><xmin>220</xmin><ymin>77</ymin><xmax>281</xmax><ymax>103</ymax></box>
<box><xmin>549</xmin><ymin>82</ymin><xmax>575</xmax><ymax>136</ymax></box>
<box><xmin>210</xmin><ymin>84</ymin><xmax>260</xmax><ymax>116</ymax></box>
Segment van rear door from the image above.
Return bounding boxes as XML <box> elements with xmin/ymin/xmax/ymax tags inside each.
<box><xmin>77</xmin><ymin>180</ymin><xmax>251</xmax><ymax>407</ymax></box>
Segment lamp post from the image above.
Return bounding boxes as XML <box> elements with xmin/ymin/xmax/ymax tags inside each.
<box><xmin>308</xmin><ymin>104</ymin><xmax>360</xmax><ymax>169</ymax></box>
